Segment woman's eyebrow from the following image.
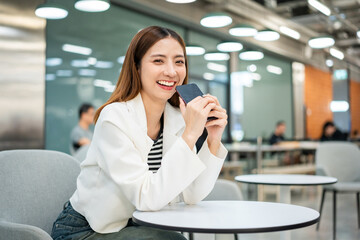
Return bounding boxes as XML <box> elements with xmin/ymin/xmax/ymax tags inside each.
<box><xmin>150</xmin><ymin>54</ymin><xmax>184</xmax><ymax>58</ymax></box>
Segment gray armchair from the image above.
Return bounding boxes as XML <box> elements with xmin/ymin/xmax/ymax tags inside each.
<box><xmin>189</xmin><ymin>179</ymin><xmax>244</xmax><ymax>240</ymax></box>
<box><xmin>315</xmin><ymin>142</ymin><xmax>360</xmax><ymax>240</ymax></box>
<box><xmin>0</xmin><ymin>150</ymin><xmax>80</xmax><ymax>240</ymax></box>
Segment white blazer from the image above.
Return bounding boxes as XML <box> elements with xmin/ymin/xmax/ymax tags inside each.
<box><xmin>70</xmin><ymin>93</ymin><xmax>227</xmax><ymax>233</ymax></box>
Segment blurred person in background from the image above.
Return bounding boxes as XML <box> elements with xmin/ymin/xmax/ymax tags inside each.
<box><xmin>320</xmin><ymin>121</ymin><xmax>346</xmax><ymax>141</ymax></box>
<box><xmin>70</xmin><ymin>103</ymin><xmax>94</xmax><ymax>155</ymax></box>
<box><xmin>269</xmin><ymin>120</ymin><xmax>286</xmax><ymax>145</ymax></box>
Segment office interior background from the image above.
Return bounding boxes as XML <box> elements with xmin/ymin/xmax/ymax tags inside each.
<box><xmin>1</xmin><ymin>0</ymin><xmax>360</xmax><ymax>154</ymax></box>
<box><xmin>1</xmin><ymin>1</ymin><xmax>360</xmax><ymax>240</ymax></box>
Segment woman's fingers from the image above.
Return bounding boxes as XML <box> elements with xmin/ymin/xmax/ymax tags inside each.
<box><xmin>205</xmin><ymin>118</ymin><xmax>228</xmax><ymax>128</ymax></box>
<box><xmin>203</xmin><ymin>94</ymin><xmax>220</xmax><ymax>106</ymax></box>
<box><xmin>179</xmin><ymin>97</ymin><xmax>186</xmax><ymax>116</ymax></box>
<box><xmin>208</xmin><ymin>109</ymin><xmax>227</xmax><ymax>120</ymax></box>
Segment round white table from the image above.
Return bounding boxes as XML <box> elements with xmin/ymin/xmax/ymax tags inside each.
<box><xmin>132</xmin><ymin>201</ymin><xmax>319</xmax><ymax>235</ymax></box>
<box><xmin>235</xmin><ymin>174</ymin><xmax>337</xmax><ymax>204</ymax></box>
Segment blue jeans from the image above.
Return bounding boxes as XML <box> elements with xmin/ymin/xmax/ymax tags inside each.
<box><xmin>51</xmin><ymin>202</ymin><xmax>186</xmax><ymax>240</ymax></box>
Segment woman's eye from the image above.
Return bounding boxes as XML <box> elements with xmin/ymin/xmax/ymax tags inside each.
<box><xmin>154</xmin><ymin>59</ymin><xmax>163</xmax><ymax>63</ymax></box>
<box><xmin>176</xmin><ymin>60</ymin><xmax>185</xmax><ymax>64</ymax></box>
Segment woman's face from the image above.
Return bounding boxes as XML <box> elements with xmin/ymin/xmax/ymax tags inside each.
<box><xmin>139</xmin><ymin>37</ymin><xmax>186</xmax><ymax>104</ymax></box>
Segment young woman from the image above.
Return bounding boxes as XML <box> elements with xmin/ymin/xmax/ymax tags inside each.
<box><xmin>51</xmin><ymin>26</ymin><xmax>228</xmax><ymax>240</ymax></box>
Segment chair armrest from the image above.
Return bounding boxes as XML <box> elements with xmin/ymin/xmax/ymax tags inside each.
<box><xmin>0</xmin><ymin>220</ymin><xmax>52</xmax><ymax>240</ymax></box>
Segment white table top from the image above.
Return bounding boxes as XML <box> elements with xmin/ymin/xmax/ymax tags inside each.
<box><xmin>235</xmin><ymin>174</ymin><xmax>337</xmax><ymax>186</ymax></box>
<box><xmin>132</xmin><ymin>201</ymin><xmax>319</xmax><ymax>234</ymax></box>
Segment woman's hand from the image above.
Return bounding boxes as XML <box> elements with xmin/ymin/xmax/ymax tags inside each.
<box><xmin>179</xmin><ymin>96</ymin><xmax>216</xmax><ymax>150</ymax></box>
<box><xmin>203</xmin><ymin>95</ymin><xmax>228</xmax><ymax>155</ymax></box>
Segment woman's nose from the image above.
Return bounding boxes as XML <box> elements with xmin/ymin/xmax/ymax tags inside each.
<box><xmin>164</xmin><ymin>63</ymin><xmax>176</xmax><ymax>77</ymax></box>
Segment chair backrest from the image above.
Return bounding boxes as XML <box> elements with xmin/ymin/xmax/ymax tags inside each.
<box><xmin>0</xmin><ymin>150</ymin><xmax>80</xmax><ymax>234</ymax></box>
<box><xmin>316</xmin><ymin>142</ymin><xmax>360</xmax><ymax>182</ymax></box>
<box><xmin>204</xmin><ymin>179</ymin><xmax>243</xmax><ymax>201</ymax></box>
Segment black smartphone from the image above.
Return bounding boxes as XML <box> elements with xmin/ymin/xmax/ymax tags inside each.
<box><xmin>176</xmin><ymin>83</ymin><xmax>203</xmax><ymax>105</ymax></box>
<box><xmin>176</xmin><ymin>83</ymin><xmax>217</xmax><ymax>121</ymax></box>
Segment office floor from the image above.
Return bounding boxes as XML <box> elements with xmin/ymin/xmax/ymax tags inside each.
<box><xmin>192</xmin><ymin>185</ymin><xmax>360</xmax><ymax>240</ymax></box>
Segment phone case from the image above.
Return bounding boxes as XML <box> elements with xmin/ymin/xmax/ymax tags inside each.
<box><xmin>176</xmin><ymin>83</ymin><xmax>217</xmax><ymax>121</ymax></box>
<box><xmin>175</xmin><ymin>83</ymin><xmax>203</xmax><ymax>105</ymax></box>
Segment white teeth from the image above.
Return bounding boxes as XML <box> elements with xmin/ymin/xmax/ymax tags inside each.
<box><xmin>157</xmin><ymin>80</ymin><xmax>175</xmax><ymax>87</ymax></box>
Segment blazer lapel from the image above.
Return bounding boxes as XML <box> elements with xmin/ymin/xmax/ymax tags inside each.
<box><xmin>163</xmin><ymin>102</ymin><xmax>185</xmax><ymax>155</ymax></box>
<box><xmin>126</xmin><ymin>94</ymin><xmax>154</xmax><ymax>161</ymax></box>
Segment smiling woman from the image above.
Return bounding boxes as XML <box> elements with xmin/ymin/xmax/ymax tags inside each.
<box><xmin>51</xmin><ymin>26</ymin><xmax>228</xmax><ymax>240</ymax></box>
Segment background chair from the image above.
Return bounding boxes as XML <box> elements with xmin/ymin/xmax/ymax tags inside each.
<box><xmin>189</xmin><ymin>179</ymin><xmax>243</xmax><ymax>240</ymax></box>
<box><xmin>0</xmin><ymin>150</ymin><xmax>80</xmax><ymax>240</ymax></box>
<box><xmin>315</xmin><ymin>142</ymin><xmax>360</xmax><ymax>240</ymax></box>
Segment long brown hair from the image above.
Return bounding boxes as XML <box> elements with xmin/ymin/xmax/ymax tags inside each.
<box><xmin>94</xmin><ymin>26</ymin><xmax>188</xmax><ymax>123</ymax></box>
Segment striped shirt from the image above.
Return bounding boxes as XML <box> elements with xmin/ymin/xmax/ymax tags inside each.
<box><xmin>147</xmin><ymin>132</ymin><xmax>163</xmax><ymax>173</ymax></box>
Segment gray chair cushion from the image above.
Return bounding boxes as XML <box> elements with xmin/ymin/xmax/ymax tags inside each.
<box><xmin>325</xmin><ymin>182</ymin><xmax>360</xmax><ymax>191</ymax></box>
<box><xmin>0</xmin><ymin>150</ymin><xmax>80</xmax><ymax>235</ymax></box>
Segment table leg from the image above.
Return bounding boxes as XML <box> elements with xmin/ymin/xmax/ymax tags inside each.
<box><xmin>278</xmin><ymin>186</ymin><xmax>291</xmax><ymax>240</ymax></box>
<box><xmin>278</xmin><ymin>185</ymin><xmax>291</xmax><ymax>204</ymax></box>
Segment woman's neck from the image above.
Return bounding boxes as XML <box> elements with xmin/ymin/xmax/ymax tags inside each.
<box><xmin>141</xmin><ymin>93</ymin><xmax>166</xmax><ymax>139</ymax></box>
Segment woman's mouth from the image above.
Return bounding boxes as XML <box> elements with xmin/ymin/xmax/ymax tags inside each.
<box><xmin>156</xmin><ymin>80</ymin><xmax>175</xmax><ymax>87</ymax></box>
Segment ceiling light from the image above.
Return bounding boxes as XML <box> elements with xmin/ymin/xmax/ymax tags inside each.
<box><xmin>207</xmin><ymin>62</ymin><xmax>227</xmax><ymax>72</ymax></box>
<box><xmin>204</xmin><ymin>52</ymin><xmax>230</xmax><ymax>61</ymax></box>
<box><xmin>94</xmin><ymin>79</ymin><xmax>112</xmax><ymax>87</ymax></box>
<box><xmin>117</xmin><ymin>56</ymin><xmax>125</xmax><ymax>64</ymax></box>
<box><xmin>217</xmin><ymin>42</ymin><xmax>243</xmax><ymax>52</ymax></box>
<box><xmin>104</xmin><ymin>85</ymin><xmax>116</xmax><ymax>92</ymax></box>
<box><xmin>186</xmin><ymin>45</ymin><xmax>205</xmax><ymax>56</ymax></box>
<box><xmin>239</xmin><ymin>51</ymin><xmax>264</xmax><ymax>61</ymax></box>
<box><xmin>247</xmin><ymin>64</ymin><xmax>257</xmax><ymax>72</ymax></box>
<box><xmin>308</xmin><ymin>36</ymin><xmax>335</xmax><ymax>49</ymax></box>
<box><xmin>266</xmin><ymin>65</ymin><xmax>283</xmax><ymax>75</ymax></box>
<box><xmin>330</xmin><ymin>101</ymin><xmax>349</xmax><ymax>112</ymax></box>
<box><xmin>279</xmin><ymin>26</ymin><xmax>301</xmax><ymax>40</ymax></box>
<box><xmin>95</xmin><ymin>61</ymin><xmax>114</xmax><ymax>68</ymax></box>
<box><xmin>62</xmin><ymin>44</ymin><xmax>92</xmax><ymax>55</ymax></box>
<box><xmin>254</xmin><ymin>29</ymin><xmax>280</xmax><ymax>41</ymax></box>
<box><xmin>252</xmin><ymin>73</ymin><xmax>261</xmax><ymax>81</ymax></box>
<box><xmin>330</xmin><ymin>48</ymin><xmax>344</xmax><ymax>60</ymax></box>
<box><xmin>75</xmin><ymin>0</ymin><xmax>110</xmax><ymax>12</ymax></box>
<box><xmin>71</xmin><ymin>59</ymin><xmax>90</xmax><ymax>67</ymax></box>
<box><xmin>326</xmin><ymin>59</ymin><xmax>333</xmax><ymax>67</ymax></box>
<box><xmin>35</xmin><ymin>3</ymin><xmax>68</xmax><ymax>19</ymax></box>
<box><xmin>46</xmin><ymin>58</ymin><xmax>62</xmax><ymax>67</ymax></box>
<box><xmin>0</xmin><ymin>26</ymin><xmax>23</xmax><ymax>37</ymax></box>
<box><xmin>78</xmin><ymin>69</ymin><xmax>96</xmax><ymax>76</ymax></box>
<box><xmin>203</xmin><ymin>72</ymin><xmax>215</xmax><ymax>81</ymax></box>
<box><xmin>87</xmin><ymin>57</ymin><xmax>97</xmax><ymax>65</ymax></box>
<box><xmin>231</xmin><ymin>71</ymin><xmax>253</xmax><ymax>87</ymax></box>
<box><xmin>200</xmin><ymin>12</ymin><xmax>232</xmax><ymax>28</ymax></box>
<box><xmin>166</xmin><ymin>0</ymin><xmax>196</xmax><ymax>3</ymax></box>
<box><xmin>56</xmin><ymin>70</ymin><xmax>73</xmax><ymax>77</ymax></box>
<box><xmin>357</xmin><ymin>30</ymin><xmax>360</xmax><ymax>39</ymax></box>
<box><xmin>229</xmin><ymin>24</ymin><xmax>257</xmax><ymax>37</ymax></box>
<box><xmin>308</xmin><ymin>0</ymin><xmax>331</xmax><ymax>16</ymax></box>
<box><xmin>46</xmin><ymin>74</ymin><xmax>56</xmax><ymax>81</ymax></box>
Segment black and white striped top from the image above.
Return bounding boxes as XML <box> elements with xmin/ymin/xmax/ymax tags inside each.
<box><xmin>147</xmin><ymin>132</ymin><xmax>163</xmax><ymax>173</ymax></box>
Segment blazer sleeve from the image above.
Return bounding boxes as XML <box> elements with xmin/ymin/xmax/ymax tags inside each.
<box><xmin>182</xmin><ymin>139</ymin><xmax>227</xmax><ymax>204</ymax></box>
<box><xmin>94</xmin><ymin>119</ymin><xmax>207</xmax><ymax>211</ymax></box>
